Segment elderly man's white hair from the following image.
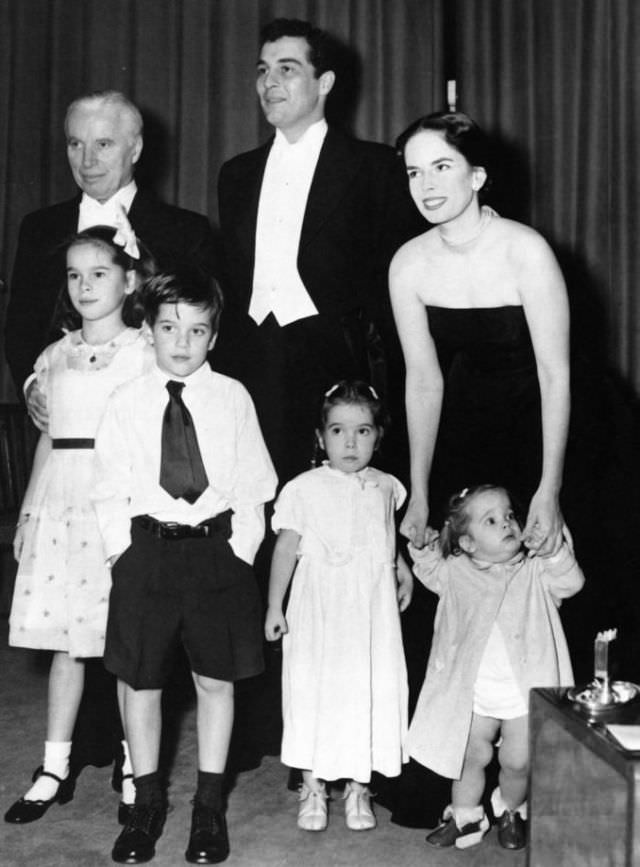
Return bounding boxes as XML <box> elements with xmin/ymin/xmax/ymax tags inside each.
<box><xmin>64</xmin><ymin>90</ymin><xmax>143</xmax><ymax>138</ymax></box>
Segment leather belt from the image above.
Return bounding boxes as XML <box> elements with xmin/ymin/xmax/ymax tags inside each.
<box><xmin>133</xmin><ymin>510</ymin><xmax>232</xmax><ymax>540</ymax></box>
<box><xmin>51</xmin><ymin>438</ymin><xmax>95</xmax><ymax>449</ymax></box>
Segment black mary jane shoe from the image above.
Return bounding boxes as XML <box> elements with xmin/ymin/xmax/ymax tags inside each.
<box><xmin>112</xmin><ymin>803</ymin><xmax>166</xmax><ymax>864</ymax></box>
<box><xmin>4</xmin><ymin>766</ymin><xmax>75</xmax><ymax>824</ymax></box>
<box><xmin>497</xmin><ymin>809</ymin><xmax>527</xmax><ymax>850</ymax></box>
<box><xmin>118</xmin><ymin>801</ymin><xmax>136</xmax><ymax>826</ymax></box>
<box><xmin>185</xmin><ymin>804</ymin><xmax>230</xmax><ymax>864</ymax></box>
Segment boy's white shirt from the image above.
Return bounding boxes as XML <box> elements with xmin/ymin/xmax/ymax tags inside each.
<box><xmin>92</xmin><ymin>361</ymin><xmax>277</xmax><ymax>565</ymax></box>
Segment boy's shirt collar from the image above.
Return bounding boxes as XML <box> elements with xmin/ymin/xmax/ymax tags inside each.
<box><xmin>152</xmin><ymin>360</ymin><xmax>212</xmax><ymax>389</ymax></box>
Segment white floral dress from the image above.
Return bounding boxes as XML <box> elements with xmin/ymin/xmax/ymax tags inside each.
<box><xmin>9</xmin><ymin>328</ymin><xmax>150</xmax><ymax>658</ymax></box>
<box><xmin>272</xmin><ymin>464</ymin><xmax>409</xmax><ymax>782</ymax></box>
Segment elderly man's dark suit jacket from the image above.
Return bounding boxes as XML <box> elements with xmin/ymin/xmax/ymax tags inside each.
<box><xmin>216</xmin><ymin>127</ymin><xmax>423</xmax><ymax>480</ymax></box>
<box><xmin>5</xmin><ymin>188</ymin><xmax>217</xmax><ymax>391</ymax></box>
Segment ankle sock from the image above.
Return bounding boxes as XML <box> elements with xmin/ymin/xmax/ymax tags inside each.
<box><xmin>134</xmin><ymin>772</ymin><xmax>163</xmax><ymax>808</ymax></box>
<box><xmin>120</xmin><ymin>740</ymin><xmax>136</xmax><ymax>805</ymax></box>
<box><xmin>491</xmin><ymin>786</ymin><xmax>528</xmax><ymax>819</ymax></box>
<box><xmin>195</xmin><ymin>771</ymin><xmax>224</xmax><ymax>811</ymax></box>
<box><xmin>451</xmin><ymin>804</ymin><xmax>485</xmax><ymax>828</ymax></box>
<box><xmin>24</xmin><ymin>740</ymin><xmax>72</xmax><ymax>802</ymax></box>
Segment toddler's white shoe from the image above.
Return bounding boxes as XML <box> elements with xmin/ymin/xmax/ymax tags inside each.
<box><xmin>343</xmin><ymin>782</ymin><xmax>376</xmax><ymax>831</ymax></box>
<box><xmin>297</xmin><ymin>783</ymin><xmax>328</xmax><ymax>831</ymax></box>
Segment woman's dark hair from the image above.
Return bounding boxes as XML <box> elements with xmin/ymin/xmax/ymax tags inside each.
<box><xmin>54</xmin><ymin>225</ymin><xmax>156</xmax><ymax>331</ymax></box>
<box><xmin>439</xmin><ymin>484</ymin><xmax>516</xmax><ymax>557</ymax></box>
<box><xmin>396</xmin><ymin>111</ymin><xmax>493</xmax><ymax>196</ymax></box>
<box><xmin>313</xmin><ymin>379</ymin><xmax>387</xmax><ymax>466</ymax></box>
<box><xmin>142</xmin><ymin>269</ymin><xmax>224</xmax><ymax>334</ymax></box>
<box><xmin>260</xmin><ymin>18</ymin><xmax>334</xmax><ymax>76</ymax></box>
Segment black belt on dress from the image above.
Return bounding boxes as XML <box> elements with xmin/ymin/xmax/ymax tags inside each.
<box><xmin>132</xmin><ymin>510</ymin><xmax>232</xmax><ymax>540</ymax></box>
<box><xmin>51</xmin><ymin>438</ymin><xmax>95</xmax><ymax>449</ymax></box>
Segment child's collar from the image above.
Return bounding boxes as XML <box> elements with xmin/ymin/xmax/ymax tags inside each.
<box><xmin>321</xmin><ymin>462</ymin><xmax>378</xmax><ymax>489</ymax></box>
<box><xmin>469</xmin><ymin>549</ymin><xmax>525</xmax><ymax>571</ymax></box>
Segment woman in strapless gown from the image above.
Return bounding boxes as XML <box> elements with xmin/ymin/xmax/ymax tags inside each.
<box><xmin>379</xmin><ymin>111</ymin><xmax>572</xmax><ymax>827</ymax></box>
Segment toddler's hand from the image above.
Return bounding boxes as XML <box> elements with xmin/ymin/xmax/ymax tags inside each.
<box><xmin>265</xmin><ymin>607</ymin><xmax>288</xmax><ymax>642</ymax></box>
<box><xmin>407</xmin><ymin>527</ymin><xmax>439</xmax><ymax>561</ymax></box>
<box><xmin>400</xmin><ymin>499</ymin><xmax>429</xmax><ymax>548</ymax></box>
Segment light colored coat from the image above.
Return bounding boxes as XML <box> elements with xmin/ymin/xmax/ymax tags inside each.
<box><xmin>406</xmin><ymin>544</ymin><xmax>584</xmax><ymax>779</ymax></box>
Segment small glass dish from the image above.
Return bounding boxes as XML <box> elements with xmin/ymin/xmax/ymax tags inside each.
<box><xmin>567</xmin><ymin>680</ymin><xmax>640</xmax><ymax>712</ymax></box>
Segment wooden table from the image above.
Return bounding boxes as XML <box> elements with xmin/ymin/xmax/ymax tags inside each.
<box><xmin>528</xmin><ymin>687</ymin><xmax>640</xmax><ymax>867</ymax></box>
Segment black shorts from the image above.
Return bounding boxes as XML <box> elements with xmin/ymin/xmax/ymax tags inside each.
<box><xmin>104</xmin><ymin>517</ymin><xmax>264</xmax><ymax>690</ymax></box>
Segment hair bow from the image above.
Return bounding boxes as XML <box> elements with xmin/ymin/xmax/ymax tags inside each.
<box><xmin>113</xmin><ymin>204</ymin><xmax>140</xmax><ymax>259</ymax></box>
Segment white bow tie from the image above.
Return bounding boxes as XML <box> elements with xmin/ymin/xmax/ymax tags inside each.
<box><xmin>78</xmin><ymin>197</ymin><xmax>122</xmax><ymax>231</ymax></box>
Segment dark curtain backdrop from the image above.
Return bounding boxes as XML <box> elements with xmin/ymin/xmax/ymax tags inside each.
<box><xmin>454</xmin><ymin>0</ymin><xmax>639</xmax><ymax>397</ymax></box>
<box><xmin>0</xmin><ymin>0</ymin><xmax>637</xmax><ymax>401</ymax></box>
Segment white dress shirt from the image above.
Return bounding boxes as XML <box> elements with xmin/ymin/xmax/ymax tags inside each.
<box><xmin>77</xmin><ymin>180</ymin><xmax>137</xmax><ymax>231</ymax></box>
<box><xmin>93</xmin><ymin>362</ymin><xmax>278</xmax><ymax>565</ymax></box>
<box><xmin>250</xmin><ymin>120</ymin><xmax>328</xmax><ymax>326</ymax></box>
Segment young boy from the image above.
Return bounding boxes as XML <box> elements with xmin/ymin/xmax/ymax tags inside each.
<box><xmin>93</xmin><ymin>271</ymin><xmax>277</xmax><ymax>865</ymax></box>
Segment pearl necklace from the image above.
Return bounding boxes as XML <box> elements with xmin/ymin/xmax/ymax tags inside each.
<box><xmin>438</xmin><ymin>205</ymin><xmax>497</xmax><ymax>248</ymax></box>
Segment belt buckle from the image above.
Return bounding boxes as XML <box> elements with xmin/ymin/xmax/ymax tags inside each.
<box><xmin>162</xmin><ymin>522</ymin><xmax>185</xmax><ymax>540</ymax></box>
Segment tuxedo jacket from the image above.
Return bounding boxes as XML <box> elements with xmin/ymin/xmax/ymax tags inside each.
<box><xmin>5</xmin><ymin>188</ymin><xmax>218</xmax><ymax>391</ymax></box>
<box><xmin>217</xmin><ymin>127</ymin><xmax>423</xmax><ymax>334</ymax></box>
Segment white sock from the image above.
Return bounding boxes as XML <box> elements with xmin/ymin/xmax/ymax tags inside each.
<box><xmin>491</xmin><ymin>786</ymin><xmax>527</xmax><ymax>819</ymax></box>
<box><xmin>121</xmin><ymin>740</ymin><xmax>136</xmax><ymax>805</ymax></box>
<box><xmin>452</xmin><ymin>804</ymin><xmax>485</xmax><ymax>828</ymax></box>
<box><xmin>24</xmin><ymin>741</ymin><xmax>71</xmax><ymax>802</ymax></box>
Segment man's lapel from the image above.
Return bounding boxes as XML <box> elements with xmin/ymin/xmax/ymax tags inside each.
<box><xmin>236</xmin><ymin>141</ymin><xmax>272</xmax><ymax>254</ymax></box>
<box><xmin>300</xmin><ymin>129</ymin><xmax>361</xmax><ymax>250</ymax></box>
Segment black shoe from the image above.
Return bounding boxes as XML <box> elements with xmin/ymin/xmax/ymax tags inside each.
<box><xmin>112</xmin><ymin>803</ymin><xmax>166</xmax><ymax>864</ymax></box>
<box><xmin>497</xmin><ymin>809</ymin><xmax>527</xmax><ymax>850</ymax></box>
<box><xmin>185</xmin><ymin>804</ymin><xmax>230</xmax><ymax>864</ymax></box>
<box><xmin>4</xmin><ymin>767</ymin><xmax>75</xmax><ymax>824</ymax></box>
<box><xmin>426</xmin><ymin>812</ymin><xmax>489</xmax><ymax>849</ymax></box>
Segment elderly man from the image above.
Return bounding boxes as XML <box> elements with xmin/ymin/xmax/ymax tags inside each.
<box><xmin>2</xmin><ymin>90</ymin><xmax>217</xmax><ymax>812</ymax></box>
<box><xmin>5</xmin><ymin>90</ymin><xmax>217</xmax><ymax>416</ymax></box>
<box><xmin>216</xmin><ymin>18</ymin><xmax>422</xmax><ymax>484</ymax></box>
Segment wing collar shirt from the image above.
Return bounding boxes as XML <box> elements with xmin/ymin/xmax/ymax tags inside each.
<box><xmin>92</xmin><ymin>362</ymin><xmax>278</xmax><ymax>565</ymax></box>
<box><xmin>78</xmin><ymin>180</ymin><xmax>137</xmax><ymax>231</ymax></box>
<box><xmin>250</xmin><ymin>119</ymin><xmax>327</xmax><ymax>326</ymax></box>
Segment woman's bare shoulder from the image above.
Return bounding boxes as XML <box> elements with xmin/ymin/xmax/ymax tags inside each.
<box><xmin>391</xmin><ymin>227</ymin><xmax>440</xmax><ymax>276</ymax></box>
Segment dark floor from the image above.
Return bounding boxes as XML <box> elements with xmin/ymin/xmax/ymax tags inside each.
<box><xmin>0</xmin><ymin>610</ymin><xmax>526</xmax><ymax>867</ymax></box>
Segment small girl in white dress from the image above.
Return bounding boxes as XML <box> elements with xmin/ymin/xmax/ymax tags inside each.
<box><xmin>265</xmin><ymin>380</ymin><xmax>413</xmax><ymax>833</ymax></box>
<box><xmin>407</xmin><ymin>485</ymin><xmax>584</xmax><ymax>851</ymax></box>
<box><xmin>5</xmin><ymin>221</ymin><xmax>154</xmax><ymax>825</ymax></box>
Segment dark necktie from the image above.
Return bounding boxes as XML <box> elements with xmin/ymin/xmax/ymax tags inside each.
<box><xmin>159</xmin><ymin>380</ymin><xmax>209</xmax><ymax>503</ymax></box>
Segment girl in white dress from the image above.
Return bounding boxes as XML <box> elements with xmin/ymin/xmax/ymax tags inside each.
<box><xmin>407</xmin><ymin>485</ymin><xmax>583</xmax><ymax>851</ymax></box>
<box><xmin>265</xmin><ymin>380</ymin><xmax>413</xmax><ymax>833</ymax></box>
<box><xmin>5</xmin><ymin>221</ymin><xmax>154</xmax><ymax>824</ymax></box>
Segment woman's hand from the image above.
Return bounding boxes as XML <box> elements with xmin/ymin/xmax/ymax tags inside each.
<box><xmin>400</xmin><ymin>498</ymin><xmax>429</xmax><ymax>548</ymax></box>
<box><xmin>523</xmin><ymin>490</ymin><xmax>563</xmax><ymax>557</ymax></box>
<box><xmin>265</xmin><ymin>606</ymin><xmax>288</xmax><ymax>642</ymax></box>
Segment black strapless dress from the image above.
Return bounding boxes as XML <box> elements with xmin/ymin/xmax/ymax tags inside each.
<box><xmin>426</xmin><ymin>305</ymin><xmax>542</xmax><ymax>525</ymax></box>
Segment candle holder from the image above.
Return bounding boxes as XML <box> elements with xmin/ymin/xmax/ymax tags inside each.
<box><xmin>566</xmin><ymin>629</ymin><xmax>640</xmax><ymax>717</ymax></box>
